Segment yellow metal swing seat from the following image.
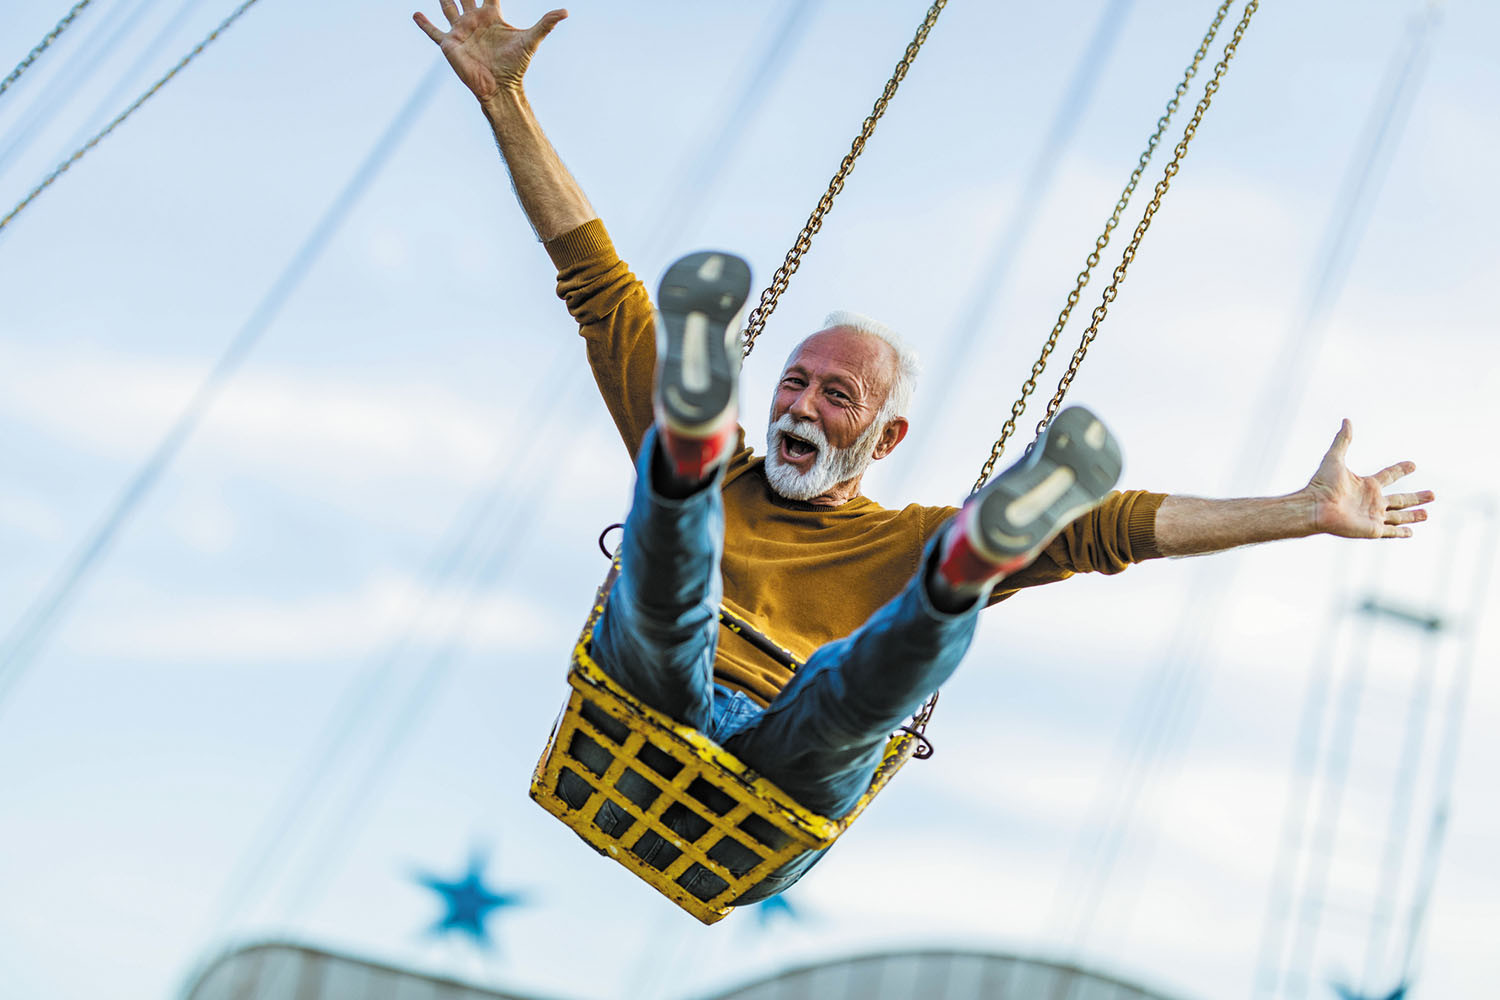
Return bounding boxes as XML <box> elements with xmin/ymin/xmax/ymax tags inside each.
<box><xmin>528</xmin><ymin>560</ymin><xmax>921</xmax><ymax>924</ymax></box>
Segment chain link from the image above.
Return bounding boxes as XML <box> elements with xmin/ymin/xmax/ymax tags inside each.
<box><xmin>971</xmin><ymin>0</ymin><xmax>1260</xmax><ymax>493</ymax></box>
<box><xmin>739</xmin><ymin>0</ymin><xmax>947</xmax><ymax>359</ymax></box>
<box><xmin>737</xmin><ymin>0</ymin><xmax>948</xmax><ymax>736</ymax></box>
<box><xmin>0</xmin><ymin>0</ymin><xmax>97</xmax><ymax>101</ymax></box>
<box><xmin>0</xmin><ymin>0</ymin><xmax>266</xmax><ymax>236</ymax></box>
<box><xmin>910</xmin><ymin>689</ymin><xmax>938</xmax><ymax>736</ymax></box>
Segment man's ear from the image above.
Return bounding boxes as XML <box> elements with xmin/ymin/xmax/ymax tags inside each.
<box><xmin>872</xmin><ymin>417</ymin><xmax>910</xmax><ymax>460</ymax></box>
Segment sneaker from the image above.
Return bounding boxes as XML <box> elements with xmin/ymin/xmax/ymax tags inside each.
<box><xmin>654</xmin><ymin>250</ymin><xmax>752</xmax><ymax>483</ymax></box>
<box><xmin>937</xmin><ymin>405</ymin><xmax>1123</xmax><ymax>589</ymax></box>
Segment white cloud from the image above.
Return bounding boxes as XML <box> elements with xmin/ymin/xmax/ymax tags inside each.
<box><xmin>175</xmin><ymin>494</ymin><xmax>239</xmax><ymax>554</ymax></box>
<box><xmin>0</xmin><ymin>342</ymin><xmax>509</xmax><ymax>488</ymax></box>
<box><xmin>72</xmin><ymin>573</ymin><xmax>567</xmax><ymax>662</ymax></box>
<box><xmin>0</xmin><ymin>489</ymin><xmax>65</xmax><ymax>541</ymax></box>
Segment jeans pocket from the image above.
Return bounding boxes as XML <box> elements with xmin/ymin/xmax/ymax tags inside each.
<box><xmin>708</xmin><ymin>687</ymin><xmax>764</xmax><ymax>743</ymax></box>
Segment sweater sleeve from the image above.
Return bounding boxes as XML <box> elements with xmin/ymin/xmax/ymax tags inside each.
<box><xmin>992</xmin><ymin>488</ymin><xmax>1166</xmax><ymax>598</ymax></box>
<box><xmin>544</xmin><ymin>219</ymin><xmax>656</xmax><ymax>459</ymax></box>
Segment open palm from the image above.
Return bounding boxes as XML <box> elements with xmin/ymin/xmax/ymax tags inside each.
<box><xmin>414</xmin><ymin>1</ymin><xmax>567</xmax><ymax>103</ymax></box>
<box><xmin>1306</xmin><ymin>420</ymin><xmax>1433</xmax><ymax>539</ymax></box>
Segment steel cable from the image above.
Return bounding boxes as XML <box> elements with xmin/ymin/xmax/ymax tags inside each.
<box><xmin>0</xmin><ymin>62</ymin><xmax>446</xmax><ymax>721</ymax></box>
<box><xmin>0</xmin><ymin>0</ymin><xmax>267</xmax><ymax>236</ymax></box>
<box><xmin>1046</xmin><ymin>2</ymin><xmax>1441</xmax><ymax>963</ymax></box>
<box><xmin>0</xmin><ymin>1</ymin><xmax>99</xmax><ymax>100</ymax></box>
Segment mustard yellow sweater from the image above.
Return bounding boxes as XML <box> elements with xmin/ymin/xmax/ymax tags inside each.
<box><xmin>547</xmin><ymin>220</ymin><xmax>1165</xmax><ymax>706</ymax></box>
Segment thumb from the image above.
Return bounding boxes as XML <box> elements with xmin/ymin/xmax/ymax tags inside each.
<box><xmin>1327</xmin><ymin>418</ymin><xmax>1352</xmax><ymax>463</ymax></box>
<box><xmin>529</xmin><ymin>8</ymin><xmax>568</xmax><ymax>43</ymax></box>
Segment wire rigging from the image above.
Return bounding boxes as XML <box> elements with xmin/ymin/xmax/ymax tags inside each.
<box><xmin>1255</xmin><ymin>500</ymin><xmax>1489</xmax><ymax>1000</ymax></box>
<box><xmin>1250</xmin><ymin>546</ymin><xmax>1359</xmax><ymax>1000</ymax></box>
<box><xmin>637</xmin><ymin>0</ymin><xmax>825</xmax><ymax>270</ymax></box>
<box><xmin>0</xmin><ymin>62</ymin><xmax>447</xmax><ymax>723</ymax></box>
<box><xmin>975</xmin><ymin>0</ymin><xmax>1254</xmax><ymax>493</ymax></box>
<box><xmin>1045</xmin><ymin>1</ymin><xmax>1442</xmax><ymax>959</ymax></box>
<box><xmin>0</xmin><ymin>0</ymin><xmax>268</xmax><ymax>236</ymax></box>
<box><xmin>0</xmin><ymin>0</ymin><xmax>165</xmax><ymax>178</ymax></box>
<box><xmin>55</xmin><ymin>0</ymin><xmax>213</xmax><ymax>160</ymax></box>
<box><xmin>1358</xmin><ymin>538</ymin><xmax>1460</xmax><ymax>992</ymax></box>
<box><xmin>894</xmin><ymin>0</ymin><xmax>1136</xmax><ymax>491</ymax></box>
<box><xmin>1398</xmin><ymin>504</ymin><xmax>1498</xmax><ymax>985</ymax></box>
<box><xmin>738</xmin><ymin>0</ymin><xmax>948</xmax><ymax>359</ymax></box>
<box><xmin>201</xmin><ymin>338</ymin><xmax>577</xmax><ymax>943</ymax></box>
<box><xmin>275</xmin><ymin>375</ymin><xmax>594</xmax><ymax>924</ymax></box>
<box><xmin>1278</xmin><ymin>553</ymin><xmax>1387</xmax><ymax>1000</ymax></box>
<box><xmin>204</xmin><ymin>0</ymin><xmax>820</xmax><ymax>935</ymax></box>
<box><xmin>0</xmin><ymin>0</ymin><xmax>98</xmax><ymax>100</ymax></box>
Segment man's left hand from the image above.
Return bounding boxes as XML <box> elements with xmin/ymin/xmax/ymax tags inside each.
<box><xmin>1305</xmin><ymin>419</ymin><xmax>1434</xmax><ymax>539</ymax></box>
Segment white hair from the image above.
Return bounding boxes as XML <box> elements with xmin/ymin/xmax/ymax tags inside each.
<box><xmin>786</xmin><ymin>309</ymin><xmax>921</xmax><ymax>424</ymax></box>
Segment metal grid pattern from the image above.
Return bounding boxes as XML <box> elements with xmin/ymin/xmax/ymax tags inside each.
<box><xmin>530</xmin><ymin>569</ymin><xmax>915</xmax><ymax>924</ymax></box>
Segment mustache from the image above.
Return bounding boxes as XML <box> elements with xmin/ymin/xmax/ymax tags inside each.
<box><xmin>770</xmin><ymin>414</ymin><xmax>828</xmax><ymax>450</ymax></box>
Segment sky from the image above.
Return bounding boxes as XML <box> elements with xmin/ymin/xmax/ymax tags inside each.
<box><xmin>0</xmin><ymin>1</ymin><xmax>1497</xmax><ymax>999</ymax></box>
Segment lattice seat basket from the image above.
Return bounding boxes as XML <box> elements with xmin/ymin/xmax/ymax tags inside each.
<box><xmin>530</xmin><ymin>561</ymin><xmax>918</xmax><ymax>924</ymax></box>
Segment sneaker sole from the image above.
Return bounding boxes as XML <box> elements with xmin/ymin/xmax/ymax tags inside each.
<box><xmin>656</xmin><ymin>251</ymin><xmax>752</xmax><ymax>436</ymax></box>
<box><xmin>971</xmin><ymin>406</ymin><xmax>1123</xmax><ymax>561</ymax></box>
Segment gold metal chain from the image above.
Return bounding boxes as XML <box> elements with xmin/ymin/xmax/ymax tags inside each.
<box><xmin>971</xmin><ymin>0</ymin><xmax>1260</xmax><ymax>493</ymax></box>
<box><xmin>0</xmin><ymin>0</ymin><xmax>266</xmax><ymax>236</ymax></box>
<box><xmin>0</xmin><ymin>0</ymin><xmax>97</xmax><ymax>100</ymax></box>
<box><xmin>739</xmin><ymin>0</ymin><xmax>948</xmax><ymax>359</ymax></box>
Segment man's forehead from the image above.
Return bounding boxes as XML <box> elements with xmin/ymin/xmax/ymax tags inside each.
<box><xmin>784</xmin><ymin>326</ymin><xmax>896</xmax><ymax>379</ymax></box>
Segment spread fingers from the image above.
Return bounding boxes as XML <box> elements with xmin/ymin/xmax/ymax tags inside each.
<box><xmin>413</xmin><ymin>11</ymin><xmax>445</xmax><ymax>42</ymax></box>
<box><xmin>1373</xmin><ymin>460</ymin><xmax>1417</xmax><ymax>487</ymax></box>
<box><xmin>1386</xmin><ymin>489</ymin><xmax>1435</xmax><ymax>510</ymax></box>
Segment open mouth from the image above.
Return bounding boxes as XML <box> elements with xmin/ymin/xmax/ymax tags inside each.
<box><xmin>780</xmin><ymin>432</ymin><xmax>818</xmax><ymax>463</ymax></box>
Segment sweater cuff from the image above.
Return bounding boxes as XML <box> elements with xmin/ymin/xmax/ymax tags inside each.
<box><xmin>544</xmin><ymin>218</ymin><xmax>613</xmax><ymax>270</ymax></box>
<box><xmin>1129</xmin><ymin>491</ymin><xmax>1167</xmax><ymax>561</ymax></box>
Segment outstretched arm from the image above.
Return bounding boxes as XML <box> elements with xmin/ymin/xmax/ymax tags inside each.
<box><xmin>1154</xmin><ymin>419</ymin><xmax>1434</xmax><ymax>557</ymax></box>
<box><xmin>415</xmin><ymin>1</ymin><xmax>594</xmax><ymax>241</ymax></box>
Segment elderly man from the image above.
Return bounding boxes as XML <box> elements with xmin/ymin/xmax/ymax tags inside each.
<box><xmin>415</xmin><ymin>1</ymin><xmax>1434</xmax><ymax>900</ymax></box>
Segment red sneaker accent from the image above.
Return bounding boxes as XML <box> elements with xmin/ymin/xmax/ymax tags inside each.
<box><xmin>936</xmin><ymin>504</ymin><xmax>1030</xmax><ymax>590</ymax></box>
<box><xmin>659</xmin><ymin>421</ymin><xmax>737</xmax><ymax>485</ymax></box>
<box><xmin>650</xmin><ymin>250</ymin><xmax>750</xmax><ymax>487</ymax></box>
<box><xmin>936</xmin><ymin>406</ymin><xmax>1122</xmax><ymax>591</ymax></box>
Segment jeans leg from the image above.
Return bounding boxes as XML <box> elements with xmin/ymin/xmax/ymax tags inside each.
<box><xmin>591</xmin><ymin>426</ymin><xmax>723</xmax><ymax>732</ymax></box>
<box><xmin>724</xmin><ymin>535</ymin><xmax>980</xmax><ymax>818</ymax></box>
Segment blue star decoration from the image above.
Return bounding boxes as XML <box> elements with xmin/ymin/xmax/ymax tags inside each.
<box><xmin>1332</xmin><ymin>981</ymin><xmax>1407</xmax><ymax>1000</ymax></box>
<box><xmin>415</xmin><ymin>851</ymin><xmax>528</xmax><ymax>950</ymax></box>
<box><xmin>754</xmin><ymin>893</ymin><xmax>799</xmax><ymax>928</ymax></box>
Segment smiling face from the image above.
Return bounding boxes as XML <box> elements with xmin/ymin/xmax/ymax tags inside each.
<box><xmin>763</xmin><ymin>326</ymin><xmax>909</xmax><ymax>505</ymax></box>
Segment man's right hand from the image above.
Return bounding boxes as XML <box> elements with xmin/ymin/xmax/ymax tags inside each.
<box><xmin>414</xmin><ymin>0</ymin><xmax>567</xmax><ymax>106</ymax></box>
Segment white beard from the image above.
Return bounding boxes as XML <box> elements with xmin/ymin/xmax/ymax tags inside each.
<box><xmin>763</xmin><ymin>412</ymin><xmax>884</xmax><ymax>501</ymax></box>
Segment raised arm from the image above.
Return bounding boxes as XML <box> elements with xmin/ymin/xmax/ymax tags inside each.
<box><xmin>1154</xmin><ymin>419</ymin><xmax>1434</xmax><ymax>556</ymax></box>
<box><xmin>415</xmin><ymin>1</ymin><xmax>594</xmax><ymax>241</ymax></box>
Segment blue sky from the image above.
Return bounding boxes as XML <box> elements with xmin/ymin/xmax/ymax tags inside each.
<box><xmin>0</xmin><ymin>1</ymin><xmax>1496</xmax><ymax>998</ymax></box>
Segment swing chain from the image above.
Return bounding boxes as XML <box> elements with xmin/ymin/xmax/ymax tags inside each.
<box><xmin>971</xmin><ymin>0</ymin><xmax>1254</xmax><ymax>494</ymax></box>
<box><xmin>0</xmin><ymin>0</ymin><xmax>96</xmax><ymax>100</ymax></box>
<box><xmin>739</xmin><ymin>0</ymin><xmax>949</xmax><ymax>359</ymax></box>
<box><xmin>0</xmin><ymin>0</ymin><xmax>266</xmax><ymax>236</ymax></box>
<box><xmin>1037</xmin><ymin>1</ymin><xmax>1261</xmax><ymax>438</ymax></box>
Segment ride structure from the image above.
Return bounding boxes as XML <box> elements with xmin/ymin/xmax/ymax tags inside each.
<box><xmin>530</xmin><ymin>0</ymin><xmax>1264</xmax><ymax>922</ymax></box>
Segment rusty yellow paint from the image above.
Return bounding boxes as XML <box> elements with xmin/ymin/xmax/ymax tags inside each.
<box><xmin>529</xmin><ymin>562</ymin><xmax>915</xmax><ymax>924</ymax></box>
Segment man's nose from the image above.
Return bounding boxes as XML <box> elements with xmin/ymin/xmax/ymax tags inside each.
<box><xmin>788</xmin><ymin>387</ymin><xmax>818</xmax><ymax>421</ymax></box>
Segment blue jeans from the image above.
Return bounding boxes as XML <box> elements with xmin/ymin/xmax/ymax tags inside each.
<box><xmin>592</xmin><ymin>427</ymin><xmax>982</xmax><ymax>900</ymax></box>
